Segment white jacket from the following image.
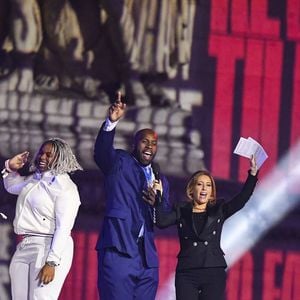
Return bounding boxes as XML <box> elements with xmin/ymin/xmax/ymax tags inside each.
<box><xmin>4</xmin><ymin>170</ymin><xmax>80</xmax><ymax>264</ymax></box>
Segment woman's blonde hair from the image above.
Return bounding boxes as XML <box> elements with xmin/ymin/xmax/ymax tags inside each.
<box><xmin>185</xmin><ymin>170</ymin><xmax>217</xmax><ymax>206</ymax></box>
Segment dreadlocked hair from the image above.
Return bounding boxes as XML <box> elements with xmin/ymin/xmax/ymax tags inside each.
<box><xmin>31</xmin><ymin>138</ymin><xmax>83</xmax><ymax>175</ymax></box>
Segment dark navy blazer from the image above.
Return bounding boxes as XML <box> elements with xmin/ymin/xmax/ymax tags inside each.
<box><xmin>94</xmin><ymin>123</ymin><xmax>170</xmax><ymax>268</ymax></box>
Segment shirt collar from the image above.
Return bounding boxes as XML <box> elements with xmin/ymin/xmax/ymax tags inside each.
<box><xmin>34</xmin><ymin>170</ymin><xmax>55</xmax><ymax>180</ymax></box>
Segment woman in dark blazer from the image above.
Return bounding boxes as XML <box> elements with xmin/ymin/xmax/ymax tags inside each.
<box><xmin>154</xmin><ymin>156</ymin><xmax>258</xmax><ymax>300</ymax></box>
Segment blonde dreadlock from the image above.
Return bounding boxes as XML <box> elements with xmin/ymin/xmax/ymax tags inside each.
<box><xmin>31</xmin><ymin>138</ymin><xmax>83</xmax><ymax>175</ymax></box>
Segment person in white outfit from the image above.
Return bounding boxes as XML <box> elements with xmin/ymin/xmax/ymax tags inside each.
<box><xmin>1</xmin><ymin>138</ymin><xmax>82</xmax><ymax>300</ymax></box>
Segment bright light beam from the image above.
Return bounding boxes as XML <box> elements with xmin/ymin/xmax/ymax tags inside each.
<box><xmin>222</xmin><ymin>140</ymin><xmax>300</xmax><ymax>267</ymax></box>
<box><xmin>157</xmin><ymin>140</ymin><xmax>300</xmax><ymax>300</ymax></box>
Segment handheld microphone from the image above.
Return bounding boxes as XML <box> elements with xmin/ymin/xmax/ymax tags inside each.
<box><xmin>152</xmin><ymin>162</ymin><xmax>161</xmax><ymax>203</ymax></box>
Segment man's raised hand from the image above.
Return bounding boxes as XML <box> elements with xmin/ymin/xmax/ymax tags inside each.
<box><xmin>108</xmin><ymin>91</ymin><xmax>127</xmax><ymax>122</ymax></box>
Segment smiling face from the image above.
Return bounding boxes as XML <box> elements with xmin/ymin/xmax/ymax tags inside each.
<box><xmin>36</xmin><ymin>143</ymin><xmax>57</xmax><ymax>172</ymax></box>
<box><xmin>132</xmin><ymin>129</ymin><xmax>158</xmax><ymax>166</ymax></box>
<box><xmin>191</xmin><ymin>174</ymin><xmax>213</xmax><ymax>207</ymax></box>
<box><xmin>186</xmin><ymin>170</ymin><xmax>217</xmax><ymax>208</ymax></box>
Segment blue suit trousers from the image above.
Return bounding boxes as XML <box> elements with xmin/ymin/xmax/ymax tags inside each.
<box><xmin>98</xmin><ymin>239</ymin><xmax>159</xmax><ymax>300</ymax></box>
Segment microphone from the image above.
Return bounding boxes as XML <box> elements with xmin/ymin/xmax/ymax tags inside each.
<box><xmin>152</xmin><ymin>162</ymin><xmax>161</xmax><ymax>203</ymax></box>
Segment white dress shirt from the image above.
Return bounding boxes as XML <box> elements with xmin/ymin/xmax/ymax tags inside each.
<box><xmin>4</xmin><ymin>170</ymin><xmax>80</xmax><ymax>264</ymax></box>
<box><xmin>103</xmin><ymin>117</ymin><xmax>119</xmax><ymax>131</ymax></box>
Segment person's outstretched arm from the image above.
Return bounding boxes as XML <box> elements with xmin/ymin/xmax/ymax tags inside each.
<box><xmin>94</xmin><ymin>92</ymin><xmax>126</xmax><ymax>174</ymax></box>
<box><xmin>3</xmin><ymin>151</ymin><xmax>30</xmax><ymax>194</ymax></box>
<box><xmin>223</xmin><ymin>155</ymin><xmax>259</xmax><ymax>218</ymax></box>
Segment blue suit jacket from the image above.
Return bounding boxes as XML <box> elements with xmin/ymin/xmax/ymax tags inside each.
<box><xmin>94</xmin><ymin>123</ymin><xmax>170</xmax><ymax>268</ymax></box>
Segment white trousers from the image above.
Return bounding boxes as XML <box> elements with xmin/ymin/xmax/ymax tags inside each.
<box><xmin>9</xmin><ymin>235</ymin><xmax>74</xmax><ymax>300</ymax></box>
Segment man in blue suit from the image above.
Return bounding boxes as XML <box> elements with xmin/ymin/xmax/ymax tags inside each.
<box><xmin>94</xmin><ymin>93</ymin><xmax>170</xmax><ymax>300</ymax></box>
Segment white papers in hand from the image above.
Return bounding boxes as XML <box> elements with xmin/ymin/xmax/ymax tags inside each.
<box><xmin>233</xmin><ymin>137</ymin><xmax>268</xmax><ymax>169</ymax></box>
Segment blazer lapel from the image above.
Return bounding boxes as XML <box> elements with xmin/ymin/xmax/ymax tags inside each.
<box><xmin>184</xmin><ymin>204</ymin><xmax>203</xmax><ymax>238</ymax></box>
<box><xmin>198</xmin><ymin>206</ymin><xmax>218</xmax><ymax>239</ymax></box>
<box><xmin>189</xmin><ymin>205</ymin><xmax>216</xmax><ymax>239</ymax></box>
